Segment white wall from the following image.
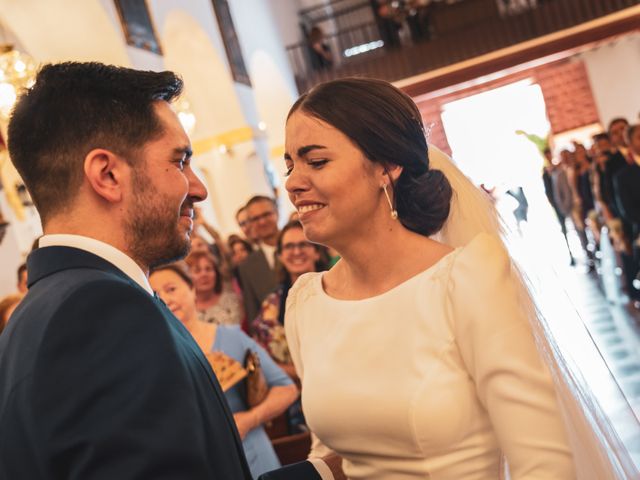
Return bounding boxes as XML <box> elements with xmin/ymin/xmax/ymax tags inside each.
<box><xmin>265</xmin><ymin>0</ymin><xmax>305</xmax><ymax>47</ymax></box>
<box><xmin>0</xmin><ymin>0</ymin><xmax>130</xmax><ymax>65</ymax></box>
<box><xmin>581</xmin><ymin>33</ymin><xmax>640</xmax><ymax>128</ymax></box>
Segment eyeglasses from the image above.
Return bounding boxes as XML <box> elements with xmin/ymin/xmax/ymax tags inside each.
<box><xmin>248</xmin><ymin>211</ymin><xmax>276</xmax><ymax>224</ymax></box>
<box><xmin>281</xmin><ymin>242</ymin><xmax>314</xmax><ymax>252</ymax></box>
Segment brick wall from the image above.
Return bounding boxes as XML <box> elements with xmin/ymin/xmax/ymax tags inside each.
<box><xmin>534</xmin><ymin>60</ymin><xmax>600</xmax><ymax>134</ymax></box>
<box><xmin>410</xmin><ymin>57</ymin><xmax>601</xmax><ymax>152</ymax></box>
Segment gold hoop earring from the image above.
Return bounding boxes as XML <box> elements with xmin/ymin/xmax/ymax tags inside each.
<box><xmin>382</xmin><ymin>184</ymin><xmax>398</xmax><ymax>220</ymax></box>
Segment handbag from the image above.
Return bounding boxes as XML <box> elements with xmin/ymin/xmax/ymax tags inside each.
<box><xmin>244</xmin><ymin>349</ymin><xmax>269</xmax><ymax>407</ymax></box>
<box><xmin>205</xmin><ymin>351</ymin><xmax>247</xmax><ymax>392</ymax></box>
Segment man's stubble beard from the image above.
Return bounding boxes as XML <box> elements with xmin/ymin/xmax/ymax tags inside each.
<box><xmin>125</xmin><ymin>167</ymin><xmax>191</xmax><ymax>270</ymax></box>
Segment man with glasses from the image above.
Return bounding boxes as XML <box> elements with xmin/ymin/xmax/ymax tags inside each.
<box><xmin>237</xmin><ymin>196</ymin><xmax>281</xmax><ymax>326</ymax></box>
<box><xmin>236</xmin><ymin>205</ymin><xmax>257</xmax><ymax>243</ymax></box>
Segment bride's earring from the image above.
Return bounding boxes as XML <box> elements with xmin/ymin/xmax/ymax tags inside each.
<box><xmin>382</xmin><ymin>184</ymin><xmax>398</xmax><ymax>220</ymax></box>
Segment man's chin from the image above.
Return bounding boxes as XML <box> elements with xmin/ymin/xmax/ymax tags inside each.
<box><xmin>148</xmin><ymin>240</ymin><xmax>191</xmax><ymax>269</ymax></box>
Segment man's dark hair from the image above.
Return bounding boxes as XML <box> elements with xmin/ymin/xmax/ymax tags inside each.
<box><xmin>8</xmin><ymin>62</ymin><xmax>183</xmax><ymax>223</ymax></box>
<box><xmin>235</xmin><ymin>206</ymin><xmax>247</xmax><ymax>221</ymax></box>
<box><xmin>608</xmin><ymin>117</ymin><xmax>629</xmax><ymax>133</ymax></box>
<box><xmin>592</xmin><ymin>132</ymin><xmax>610</xmax><ymax>143</ymax></box>
<box><xmin>245</xmin><ymin>195</ymin><xmax>277</xmax><ymax>210</ymax></box>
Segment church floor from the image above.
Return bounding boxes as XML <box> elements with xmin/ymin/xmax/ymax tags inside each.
<box><xmin>508</xmin><ymin>218</ymin><xmax>640</xmax><ymax>473</ymax></box>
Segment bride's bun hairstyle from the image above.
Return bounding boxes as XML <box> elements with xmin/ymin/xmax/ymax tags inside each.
<box><xmin>287</xmin><ymin>77</ymin><xmax>452</xmax><ymax>237</ymax></box>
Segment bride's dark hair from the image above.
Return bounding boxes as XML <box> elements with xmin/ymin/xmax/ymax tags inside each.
<box><xmin>287</xmin><ymin>77</ymin><xmax>452</xmax><ymax>237</ymax></box>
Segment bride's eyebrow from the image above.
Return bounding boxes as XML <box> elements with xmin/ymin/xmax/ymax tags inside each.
<box><xmin>285</xmin><ymin>144</ymin><xmax>328</xmax><ymax>160</ymax></box>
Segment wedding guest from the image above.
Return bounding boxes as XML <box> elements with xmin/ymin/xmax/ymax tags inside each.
<box><xmin>0</xmin><ymin>294</ymin><xmax>22</xmax><ymax>334</ymax></box>
<box><xmin>252</xmin><ymin>220</ymin><xmax>328</xmax><ymax>380</ymax></box>
<box><xmin>186</xmin><ymin>250</ymin><xmax>245</xmax><ymax>328</ymax></box>
<box><xmin>150</xmin><ymin>263</ymin><xmax>298</xmax><ymax>479</ymax></box>
<box><xmin>608</xmin><ymin>117</ymin><xmax>630</xmax><ymax>158</ymax></box>
<box><xmin>229</xmin><ymin>234</ymin><xmax>254</xmax><ymax>267</ymax></box>
<box><xmin>542</xmin><ymin>148</ymin><xmax>574</xmax><ymax>263</ymax></box>
<box><xmin>236</xmin><ymin>205</ymin><xmax>256</xmax><ymax>242</ymax></box>
<box><xmin>237</xmin><ymin>196</ymin><xmax>281</xmax><ymax>326</ymax></box>
<box><xmin>613</xmin><ymin>124</ymin><xmax>640</xmax><ymax>306</ymax></box>
<box><xmin>16</xmin><ymin>263</ymin><xmax>27</xmax><ymax>294</ymax></box>
<box><xmin>308</xmin><ymin>26</ymin><xmax>333</xmax><ymax>71</ymax></box>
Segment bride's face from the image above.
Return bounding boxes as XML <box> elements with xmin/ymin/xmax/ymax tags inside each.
<box><xmin>285</xmin><ymin>110</ymin><xmax>386</xmax><ymax>248</ymax></box>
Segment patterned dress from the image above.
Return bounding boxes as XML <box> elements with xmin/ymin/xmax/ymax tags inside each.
<box><xmin>197</xmin><ymin>281</ymin><xmax>245</xmax><ymax>327</ymax></box>
<box><xmin>252</xmin><ymin>286</ymin><xmax>291</xmax><ymax>365</ymax></box>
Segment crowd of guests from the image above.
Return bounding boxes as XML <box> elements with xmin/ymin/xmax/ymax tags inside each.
<box><xmin>542</xmin><ymin>117</ymin><xmax>640</xmax><ymax>307</ymax></box>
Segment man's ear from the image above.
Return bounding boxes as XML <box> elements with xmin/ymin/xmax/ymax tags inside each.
<box><xmin>83</xmin><ymin>148</ymin><xmax>127</xmax><ymax>203</ymax></box>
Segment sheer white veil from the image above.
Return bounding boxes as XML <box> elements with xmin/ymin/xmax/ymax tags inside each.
<box><xmin>429</xmin><ymin>146</ymin><xmax>638</xmax><ymax>479</ymax></box>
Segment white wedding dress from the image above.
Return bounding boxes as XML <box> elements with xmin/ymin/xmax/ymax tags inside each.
<box><xmin>286</xmin><ymin>233</ymin><xmax>574</xmax><ymax>479</ymax></box>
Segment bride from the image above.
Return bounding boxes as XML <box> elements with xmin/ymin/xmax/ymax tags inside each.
<box><xmin>282</xmin><ymin>77</ymin><xmax>635</xmax><ymax>479</ymax></box>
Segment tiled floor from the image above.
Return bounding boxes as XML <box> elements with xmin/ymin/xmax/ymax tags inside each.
<box><xmin>505</xmin><ymin>210</ymin><xmax>640</xmax><ymax>475</ymax></box>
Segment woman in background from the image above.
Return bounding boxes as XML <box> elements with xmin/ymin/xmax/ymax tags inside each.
<box><xmin>0</xmin><ymin>294</ymin><xmax>22</xmax><ymax>334</ymax></box>
<box><xmin>186</xmin><ymin>250</ymin><xmax>246</xmax><ymax>329</ymax></box>
<box><xmin>252</xmin><ymin>220</ymin><xmax>328</xmax><ymax>380</ymax></box>
<box><xmin>228</xmin><ymin>234</ymin><xmax>254</xmax><ymax>267</ymax></box>
<box><xmin>150</xmin><ymin>263</ymin><xmax>298</xmax><ymax>479</ymax></box>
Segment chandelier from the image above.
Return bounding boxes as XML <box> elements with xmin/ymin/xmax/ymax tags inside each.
<box><xmin>174</xmin><ymin>97</ymin><xmax>196</xmax><ymax>137</ymax></box>
<box><xmin>0</xmin><ymin>45</ymin><xmax>37</xmax><ymax>120</ymax></box>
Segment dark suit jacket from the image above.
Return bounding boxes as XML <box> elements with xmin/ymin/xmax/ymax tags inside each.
<box><xmin>0</xmin><ymin>246</ymin><xmax>253</xmax><ymax>480</ymax></box>
<box><xmin>613</xmin><ymin>163</ymin><xmax>640</xmax><ymax>228</ymax></box>
<box><xmin>237</xmin><ymin>248</ymin><xmax>278</xmax><ymax>327</ymax></box>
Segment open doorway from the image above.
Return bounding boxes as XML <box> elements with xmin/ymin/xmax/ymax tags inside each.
<box><xmin>440</xmin><ymin>79</ymin><xmax>584</xmax><ymax>268</ymax></box>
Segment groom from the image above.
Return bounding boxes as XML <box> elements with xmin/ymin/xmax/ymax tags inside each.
<box><xmin>0</xmin><ymin>62</ymin><xmax>326</xmax><ymax>479</ymax></box>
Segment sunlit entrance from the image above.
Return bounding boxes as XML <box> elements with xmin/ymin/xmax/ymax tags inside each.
<box><xmin>440</xmin><ymin>79</ymin><xmax>582</xmax><ymax>267</ymax></box>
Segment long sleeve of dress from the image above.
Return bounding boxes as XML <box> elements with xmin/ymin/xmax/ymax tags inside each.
<box><xmin>285</xmin><ymin>275</ymin><xmax>336</xmax><ymax>461</ymax></box>
<box><xmin>447</xmin><ymin>234</ymin><xmax>575</xmax><ymax>479</ymax></box>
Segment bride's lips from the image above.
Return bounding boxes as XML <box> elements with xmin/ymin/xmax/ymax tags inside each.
<box><xmin>296</xmin><ymin>201</ymin><xmax>326</xmax><ymax>220</ymax></box>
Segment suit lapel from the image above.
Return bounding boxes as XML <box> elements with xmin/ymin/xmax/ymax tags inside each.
<box><xmin>152</xmin><ymin>297</ymin><xmax>251</xmax><ymax>473</ymax></box>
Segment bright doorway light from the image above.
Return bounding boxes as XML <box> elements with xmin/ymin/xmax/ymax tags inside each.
<box><xmin>441</xmin><ymin>79</ymin><xmax>549</xmax><ymax>189</ymax></box>
<box><xmin>440</xmin><ymin>78</ymin><xmax>573</xmax><ymax>264</ymax></box>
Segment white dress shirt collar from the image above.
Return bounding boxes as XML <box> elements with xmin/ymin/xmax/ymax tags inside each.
<box><xmin>38</xmin><ymin>234</ymin><xmax>153</xmax><ymax>295</ymax></box>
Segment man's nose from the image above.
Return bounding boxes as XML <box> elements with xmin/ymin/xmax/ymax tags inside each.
<box><xmin>188</xmin><ymin>169</ymin><xmax>208</xmax><ymax>202</ymax></box>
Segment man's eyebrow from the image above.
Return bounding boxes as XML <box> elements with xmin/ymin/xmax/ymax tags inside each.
<box><xmin>174</xmin><ymin>146</ymin><xmax>193</xmax><ymax>158</ymax></box>
<box><xmin>284</xmin><ymin>144</ymin><xmax>327</xmax><ymax>160</ymax></box>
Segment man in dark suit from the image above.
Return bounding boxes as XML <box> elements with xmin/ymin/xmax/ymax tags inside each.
<box><xmin>238</xmin><ymin>196</ymin><xmax>281</xmax><ymax>325</ymax></box>
<box><xmin>613</xmin><ymin>124</ymin><xmax>640</xmax><ymax>307</ymax></box>
<box><xmin>0</xmin><ymin>62</ymin><xmax>324</xmax><ymax>480</ymax></box>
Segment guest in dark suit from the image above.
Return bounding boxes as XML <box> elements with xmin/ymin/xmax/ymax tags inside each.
<box><xmin>238</xmin><ymin>196</ymin><xmax>281</xmax><ymax>326</ymax></box>
<box><xmin>0</xmin><ymin>62</ymin><xmax>324</xmax><ymax>480</ymax></box>
<box><xmin>614</xmin><ymin>124</ymin><xmax>640</xmax><ymax>305</ymax></box>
